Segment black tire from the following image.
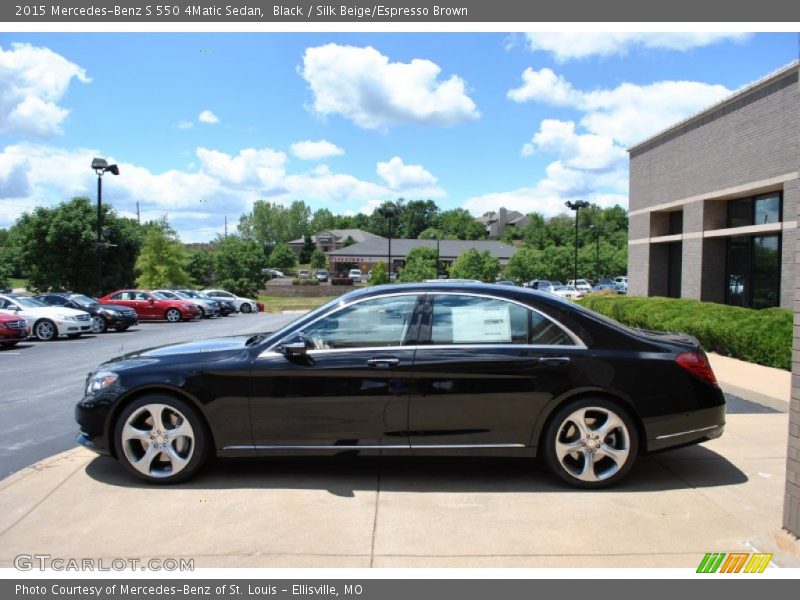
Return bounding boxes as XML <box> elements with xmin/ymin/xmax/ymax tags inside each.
<box><xmin>67</xmin><ymin>333</ymin><xmax>81</xmax><ymax>339</ymax></box>
<box><xmin>113</xmin><ymin>394</ymin><xmax>210</xmax><ymax>484</ymax></box>
<box><xmin>33</xmin><ymin>319</ymin><xmax>57</xmax><ymax>341</ymax></box>
<box><xmin>240</xmin><ymin>303</ymin><xmax>252</xmax><ymax>314</ymax></box>
<box><xmin>542</xmin><ymin>397</ymin><xmax>639</xmax><ymax>489</ymax></box>
<box><xmin>115</xmin><ymin>325</ymin><xmax>130</xmax><ymax>332</ymax></box>
<box><xmin>198</xmin><ymin>306</ymin><xmax>207</xmax><ymax>319</ymax></box>
<box><xmin>1</xmin><ymin>341</ymin><xmax>19</xmax><ymax>349</ymax></box>
<box><xmin>165</xmin><ymin>308</ymin><xmax>181</xmax><ymax>323</ymax></box>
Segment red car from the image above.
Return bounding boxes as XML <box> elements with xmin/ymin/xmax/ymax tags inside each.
<box><xmin>0</xmin><ymin>313</ymin><xmax>31</xmax><ymax>348</ymax></box>
<box><xmin>98</xmin><ymin>290</ymin><xmax>202</xmax><ymax>322</ymax></box>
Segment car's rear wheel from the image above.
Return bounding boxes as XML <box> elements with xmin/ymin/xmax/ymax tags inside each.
<box><xmin>114</xmin><ymin>395</ymin><xmax>209</xmax><ymax>484</ymax></box>
<box><xmin>543</xmin><ymin>398</ymin><xmax>638</xmax><ymax>488</ymax></box>
<box><xmin>165</xmin><ymin>308</ymin><xmax>181</xmax><ymax>323</ymax></box>
<box><xmin>91</xmin><ymin>316</ymin><xmax>107</xmax><ymax>333</ymax></box>
<box><xmin>34</xmin><ymin>319</ymin><xmax>57</xmax><ymax>341</ymax></box>
<box><xmin>240</xmin><ymin>302</ymin><xmax>251</xmax><ymax>313</ymax></box>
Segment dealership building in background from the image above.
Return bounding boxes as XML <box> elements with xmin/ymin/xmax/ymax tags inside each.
<box><xmin>628</xmin><ymin>61</ymin><xmax>798</xmax><ymax>309</ymax></box>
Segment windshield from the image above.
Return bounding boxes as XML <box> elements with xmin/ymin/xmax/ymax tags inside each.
<box><xmin>13</xmin><ymin>296</ymin><xmax>47</xmax><ymax>308</ymax></box>
<box><xmin>151</xmin><ymin>292</ymin><xmax>171</xmax><ymax>299</ymax></box>
<box><xmin>180</xmin><ymin>291</ymin><xmax>198</xmax><ymax>298</ymax></box>
<box><xmin>174</xmin><ymin>292</ymin><xmax>191</xmax><ymax>299</ymax></box>
<box><xmin>71</xmin><ymin>295</ymin><xmax>99</xmax><ymax>307</ymax></box>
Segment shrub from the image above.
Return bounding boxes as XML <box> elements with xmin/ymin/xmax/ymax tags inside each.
<box><xmin>292</xmin><ymin>278</ymin><xmax>319</xmax><ymax>286</ymax></box>
<box><xmin>578</xmin><ymin>295</ymin><xmax>791</xmax><ymax>370</ymax></box>
<box><xmin>368</xmin><ymin>262</ymin><xmax>389</xmax><ymax>286</ymax></box>
<box><xmin>331</xmin><ymin>278</ymin><xmax>354</xmax><ymax>286</ymax></box>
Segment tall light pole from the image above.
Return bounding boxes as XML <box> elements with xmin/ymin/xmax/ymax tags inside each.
<box><xmin>565</xmin><ymin>200</ymin><xmax>589</xmax><ymax>285</ymax></box>
<box><xmin>91</xmin><ymin>158</ymin><xmax>119</xmax><ymax>297</ymax></box>
<box><xmin>384</xmin><ymin>202</ymin><xmax>397</xmax><ymax>282</ymax></box>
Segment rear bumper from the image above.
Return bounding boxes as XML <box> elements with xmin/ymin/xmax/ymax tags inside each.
<box><xmin>644</xmin><ymin>404</ymin><xmax>725</xmax><ymax>453</ymax></box>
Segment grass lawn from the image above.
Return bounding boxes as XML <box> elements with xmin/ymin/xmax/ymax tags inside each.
<box><xmin>258</xmin><ymin>295</ymin><xmax>338</xmax><ymax>312</ymax></box>
<box><xmin>9</xmin><ymin>277</ymin><xmax>28</xmax><ymax>290</ymax></box>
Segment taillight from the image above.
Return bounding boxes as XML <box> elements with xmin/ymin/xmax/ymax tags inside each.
<box><xmin>676</xmin><ymin>352</ymin><xmax>718</xmax><ymax>386</ymax></box>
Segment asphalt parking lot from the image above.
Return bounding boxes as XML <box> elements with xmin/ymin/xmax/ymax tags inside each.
<box><xmin>0</xmin><ymin>312</ymin><xmax>299</xmax><ymax>478</ymax></box>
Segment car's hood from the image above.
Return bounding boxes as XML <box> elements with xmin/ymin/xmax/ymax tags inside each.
<box><xmin>5</xmin><ymin>306</ymin><xmax>87</xmax><ymax>319</ymax></box>
<box><xmin>102</xmin><ymin>334</ymin><xmax>272</xmax><ymax>369</ymax></box>
<box><xmin>95</xmin><ymin>303</ymin><xmax>132</xmax><ymax>312</ymax></box>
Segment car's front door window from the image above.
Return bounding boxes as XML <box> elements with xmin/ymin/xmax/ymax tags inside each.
<box><xmin>302</xmin><ymin>295</ymin><xmax>419</xmax><ymax>350</ymax></box>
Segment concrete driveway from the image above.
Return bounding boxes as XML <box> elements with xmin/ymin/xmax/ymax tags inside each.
<box><xmin>1</xmin><ymin>402</ymin><xmax>797</xmax><ymax>568</ymax></box>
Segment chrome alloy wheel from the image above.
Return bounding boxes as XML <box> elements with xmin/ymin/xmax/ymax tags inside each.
<box><xmin>120</xmin><ymin>403</ymin><xmax>195</xmax><ymax>478</ymax></box>
<box><xmin>554</xmin><ymin>406</ymin><xmax>630</xmax><ymax>483</ymax></box>
<box><xmin>35</xmin><ymin>320</ymin><xmax>56</xmax><ymax>341</ymax></box>
<box><xmin>91</xmin><ymin>316</ymin><xmax>105</xmax><ymax>333</ymax></box>
<box><xmin>165</xmin><ymin>308</ymin><xmax>181</xmax><ymax>322</ymax></box>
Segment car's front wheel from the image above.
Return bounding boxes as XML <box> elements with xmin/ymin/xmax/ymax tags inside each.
<box><xmin>34</xmin><ymin>319</ymin><xmax>57</xmax><ymax>341</ymax></box>
<box><xmin>240</xmin><ymin>302</ymin><xmax>252</xmax><ymax>313</ymax></box>
<box><xmin>91</xmin><ymin>316</ymin><xmax>107</xmax><ymax>334</ymax></box>
<box><xmin>114</xmin><ymin>395</ymin><xmax>209</xmax><ymax>484</ymax></box>
<box><xmin>543</xmin><ymin>398</ymin><xmax>638</xmax><ymax>488</ymax></box>
<box><xmin>165</xmin><ymin>308</ymin><xmax>181</xmax><ymax>323</ymax></box>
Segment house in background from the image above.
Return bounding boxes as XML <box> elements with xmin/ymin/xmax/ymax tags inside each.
<box><xmin>476</xmin><ymin>207</ymin><xmax>530</xmax><ymax>239</ymax></box>
<box><xmin>287</xmin><ymin>229</ymin><xmax>385</xmax><ymax>256</ymax></box>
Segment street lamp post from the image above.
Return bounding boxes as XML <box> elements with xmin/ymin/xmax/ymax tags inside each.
<box><xmin>565</xmin><ymin>200</ymin><xmax>589</xmax><ymax>285</ymax></box>
<box><xmin>91</xmin><ymin>158</ymin><xmax>119</xmax><ymax>296</ymax></box>
<box><xmin>384</xmin><ymin>202</ymin><xmax>397</xmax><ymax>282</ymax></box>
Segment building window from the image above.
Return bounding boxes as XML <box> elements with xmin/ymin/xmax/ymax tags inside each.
<box><xmin>727</xmin><ymin>193</ymin><xmax>782</xmax><ymax>228</ymax></box>
<box><xmin>668</xmin><ymin>211</ymin><xmax>683</xmax><ymax>235</ymax></box>
<box><xmin>725</xmin><ymin>234</ymin><xmax>780</xmax><ymax>309</ymax></box>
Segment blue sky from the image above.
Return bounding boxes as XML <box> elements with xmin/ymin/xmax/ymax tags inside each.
<box><xmin>0</xmin><ymin>32</ymin><xmax>796</xmax><ymax>241</ymax></box>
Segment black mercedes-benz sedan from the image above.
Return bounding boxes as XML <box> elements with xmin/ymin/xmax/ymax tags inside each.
<box><xmin>75</xmin><ymin>282</ymin><xmax>724</xmax><ymax>488</ymax></box>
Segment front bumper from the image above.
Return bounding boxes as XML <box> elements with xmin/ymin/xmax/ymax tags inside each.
<box><xmin>56</xmin><ymin>320</ymin><xmax>92</xmax><ymax>335</ymax></box>
<box><xmin>75</xmin><ymin>398</ymin><xmax>113</xmax><ymax>456</ymax></box>
<box><xmin>103</xmin><ymin>314</ymin><xmax>139</xmax><ymax>328</ymax></box>
<box><xmin>0</xmin><ymin>327</ymin><xmax>30</xmax><ymax>341</ymax></box>
<box><xmin>644</xmin><ymin>404</ymin><xmax>726</xmax><ymax>453</ymax></box>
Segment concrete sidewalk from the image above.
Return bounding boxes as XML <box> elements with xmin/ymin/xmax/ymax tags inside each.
<box><xmin>1</xmin><ymin>409</ymin><xmax>799</xmax><ymax>569</ymax></box>
<box><xmin>708</xmin><ymin>353</ymin><xmax>791</xmax><ymax>412</ymax></box>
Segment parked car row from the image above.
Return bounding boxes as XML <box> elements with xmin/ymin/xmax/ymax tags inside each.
<box><xmin>521</xmin><ymin>277</ymin><xmax>628</xmax><ymax>297</ymax></box>
<box><xmin>0</xmin><ymin>288</ymin><xmax>262</xmax><ymax>344</ymax></box>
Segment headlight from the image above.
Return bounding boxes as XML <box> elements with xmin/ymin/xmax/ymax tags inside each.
<box><xmin>56</xmin><ymin>313</ymin><xmax>77</xmax><ymax>321</ymax></box>
<box><xmin>98</xmin><ymin>308</ymin><xmax>119</xmax><ymax>316</ymax></box>
<box><xmin>86</xmin><ymin>371</ymin><xmax>119</xmax><ymax>395</ymax></box>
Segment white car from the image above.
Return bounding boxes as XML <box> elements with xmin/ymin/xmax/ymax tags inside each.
<box><xmin>552</xmin><ymin>285</ymin><xmax>583</xmax><ymax>300</ymax></box>
<box><xmin>567</xmin><ymin>279</ymin><xmax>592</xmax><ymax>293</ymax></box>
<box><xmin>348</xmin><ymin>269</ymin><xmax>362</xmax><ymax>283</ymax></box>
<box><xmin>614</xmin><ymin>276</ymin><xmax>628</xmax><ymax>292</ymax></box>
<box><xmin>202</xmin><ymin>290</ymin><xmax>258</xmax><ymax>314</ymax></box>
<box><xmin>0</xmin><ymin>293</ymin><xmax>92</xmax><ymax>341</ymax></box>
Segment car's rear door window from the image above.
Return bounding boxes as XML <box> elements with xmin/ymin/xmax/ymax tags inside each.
<box><xmin>430</xmin><ymin>294</ymin><xmax>573</xmax><ymax>346</ymax></box>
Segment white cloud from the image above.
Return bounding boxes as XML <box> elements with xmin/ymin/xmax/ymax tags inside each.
<box><xmin>521</xmin><ymin>119</ymin><xmax>628</xmax><ymax>171</ymax></box>
<box><xmin>290</xmin><ymin>139</ymin><xmax>345</xmax><ymax>161</ymax></box>
<box><xmin>0</xmin><ymin>42</ymin><xmax>90</xmax><ymax>137</ymax></box>
<box><xmin>522</xmin><ymin>32</ymin><xmax>750</xmax><ymax>61</ymax></box>
<box><xmin>176</xmin><ymin>120</ymin><xmax>193</xmax><ymax>129</ymax></box>
<box><xmin>509</xmin><ymin>68</ymin><xmax>732</xmax><ymax>146</ymax></box>
<box><xmin>1</xmin><ymin>142</ymin><xmax>445</xmax><ymax>242</ymax></box>
<box><xmin>300</xmin><ymin>43</ymin><xmax>479</xmax><ymax>130</ymax></box>
<box><xmin>376</xmin><ymin>156</ymin><xmax>445</xmax><ymax>197</ymax></box>
<box><xmin>198</xmin><ymin>109</ymin><xmax>219</xmax><ymax>124</ymax></box>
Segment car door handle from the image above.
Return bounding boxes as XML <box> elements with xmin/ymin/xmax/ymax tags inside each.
<box><xmin>536</xmin><ymin>356</ymin><xmax>571</xmax><ymax>366</ymax></box>
<box><xmin>367</xmin><ymin>357</ymin><xmax>400</xmax><ymax>368</ymax></box>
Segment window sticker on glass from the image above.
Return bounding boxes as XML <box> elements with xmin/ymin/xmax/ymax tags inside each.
<box><xmin>452</xmin><ymin>306</ymin><xmax>511</xmax><ymax>343</ymax></box>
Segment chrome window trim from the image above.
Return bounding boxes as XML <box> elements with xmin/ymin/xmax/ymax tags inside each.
<box><xmin>259</xmin><ymin>343</ymin><xmax>585</xmax><ymax>359</ymax></box>
<box><xmin>260</xmin><ymin>289</ymin><xmax>586</xmax><ymax>358</ymax></box>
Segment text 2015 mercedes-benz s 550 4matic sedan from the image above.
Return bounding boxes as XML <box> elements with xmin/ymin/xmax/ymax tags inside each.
<box><xmin>75</xmin><ymin>283</ymin><xmax>725</xmax><ymax>488</ymax></box>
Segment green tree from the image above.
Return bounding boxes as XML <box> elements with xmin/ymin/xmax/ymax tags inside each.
<box><xmin>186</xmin><ymin>249</ymin><xmax>217</xmax><ymax>288</ymax></box>
<box><xmin>238</xmin><ymin>200</ymin><xmax>310</xmax><ymax>251</ymax></box>
<box><xmin>437</xmin><ymin>208</ymin><xmax>486</xmax><ymax>240</ymax></box>
<box><xmin>268</xmin><ymin>242</ymin><xmax>299</xmax><ymax>270</ymax></box>
<box><xmin>299</xmin><ymin>234</ymin><xmax>316</xmax><ymax>263</ymax></box>
<box><xmin>4</xmin><ymin>196</ymin><xmax>142</xmax><ymax>294</ymax></box>
<box><xmin>309</xmin><ymin>249</ymin><xmax>328</xmax><ymax>269</ymax></box>
<box><xmin>0</xmin><ymin>262</ymin><xmax>10</xmax><ymax>290</ymax></box>
<box><xmin>135</xmin><ymin>218</ymin><xmax>192</xmax><ymax>288</ymax></box>
<box><xmin>505</xmin><ymin>247</ymin><xmax>543</xmax><ymax>284</ymax></box>
<box><xmin>400</xmin><ymin>199</ymin><xmax>439</xmax><ymax>239</ymax></box>
<box><xmin>397</xmin><ymin>246</ymin><xmax>437</xmax><ymax>282</ymax></box>
<box><xmin>341</xmin><ymin>235</ymin><xmax>356</xmax><ymax>247</ymax></box>
<box><xmin>449</xmin><ymin>248</ymin><xmax>500</xmax><ymax>282</ymax></box>
<box><xmin>368</xmin><ymin>261</ymin><xmax>389</xmax><ymax>285</ymax></box>
<box><xmin>214</xmin><ymin>234</ymin><xmax>266</xmax><ymax>296</ymax></box>
<box><xmin>309</xmin><ymin>208</ymin><xmax>336</xmax><ymax>233</ymax></box>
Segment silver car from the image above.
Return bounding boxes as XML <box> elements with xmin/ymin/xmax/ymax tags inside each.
<box><xmin>154</xmin><ymin>290</ymin><xmax>221</xmax><ymax>318</ymax></box>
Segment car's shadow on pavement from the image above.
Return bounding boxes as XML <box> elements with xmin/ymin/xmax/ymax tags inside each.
<box><xmin>84</xmin><ymin>446</ymin><xmax>747</xmax><ymax>497</ymax></box>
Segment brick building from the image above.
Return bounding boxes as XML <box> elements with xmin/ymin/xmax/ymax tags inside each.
<box><xmin>627</xmin><ymin>61</ymin><xmax>800</xmax><ymax>537</ymax></box>
<box><xmin>628</xmin><ymin>61</ymin><xmax>798</xmax><ymax>310</ymax></box>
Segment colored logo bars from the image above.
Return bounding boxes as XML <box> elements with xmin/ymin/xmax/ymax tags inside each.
<box><xmin>697</xmin><ymin>552</ymin><xmax>773</xmax><ymax>573</ymax></box>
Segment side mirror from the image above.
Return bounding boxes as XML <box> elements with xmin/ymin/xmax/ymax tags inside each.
<box><xmin>281</xmin><ymin>333</ymin><xmax>310</xmax><ymax>357</ymax></box>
